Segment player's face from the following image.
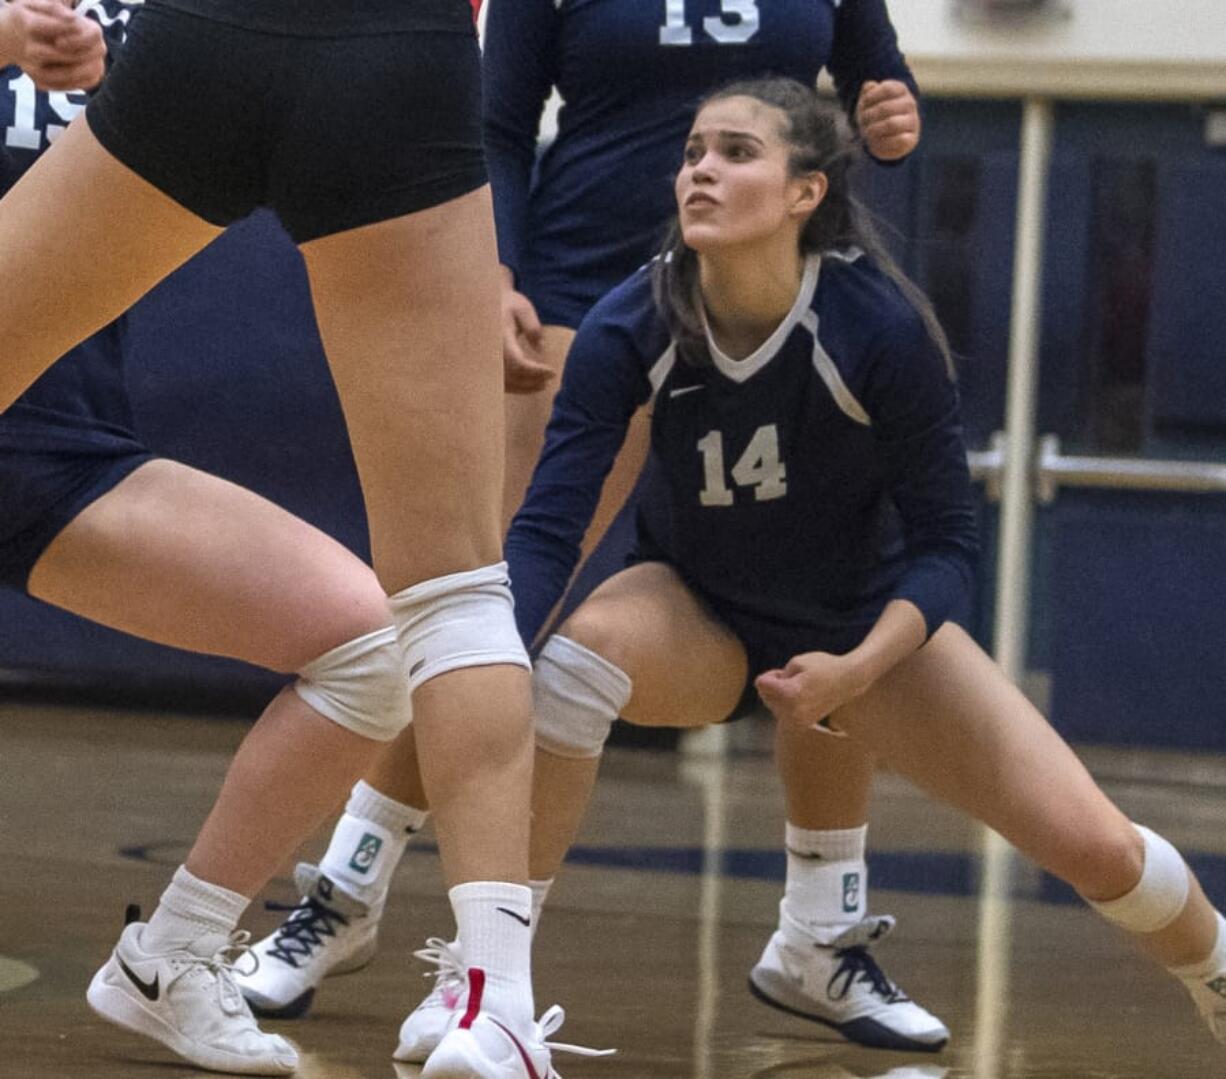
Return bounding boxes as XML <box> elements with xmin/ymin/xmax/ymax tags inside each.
<box><xmin>676</xmin><ymin>97</ymin><xmax>822</xmax><ymax>254</ymax></box>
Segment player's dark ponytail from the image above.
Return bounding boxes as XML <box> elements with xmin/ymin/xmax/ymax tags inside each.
<box><xmin>653</xmin><ymin>77</ymin><xmax>952</xmax><ymax>375</ymax></box>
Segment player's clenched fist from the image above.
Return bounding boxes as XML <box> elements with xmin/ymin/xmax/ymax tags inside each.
<box><xmin>855</xmin><ymin>79</ymin><xmax>920</xmax><ymax>162</ymax></box>
<box><xmin>0</xmin><ymin>0</ymin><xmax>107</xmax><ymax>92</ymax></box>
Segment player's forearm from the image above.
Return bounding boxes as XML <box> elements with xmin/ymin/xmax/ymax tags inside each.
<box><xmin>845</xmin><ymin>598</ymin><xmax>927</xmax><ymax>691</ymax></box>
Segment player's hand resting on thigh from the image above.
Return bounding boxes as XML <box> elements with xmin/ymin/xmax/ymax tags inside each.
<box><xmin>755</xmin><ymin>652</ymin><xmax>867</xmax><ymax>736</ymax></box>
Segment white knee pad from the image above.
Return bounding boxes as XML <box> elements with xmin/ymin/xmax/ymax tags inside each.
<box><xmin>533</xmin><ymin>634</ymin><xmax>632</xmax><ymax>759</ymax></box>
<box><xmin>294</xmin><ymin>626</ymin><xmax>411</xmax><ymax>742</ymax></box>
<box><xmin>389</xmin><ymin>562</ymin><xmax>529</xmax><ymax>691</ymax></box>
<box><xmin>1087</xmin><ymin>823</ymin><xmax>1190</xmax><ymax>933</ymax></box>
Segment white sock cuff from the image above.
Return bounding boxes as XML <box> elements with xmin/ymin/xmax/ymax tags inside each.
<box><xmin>163</xmin><ymin>866</ymin><xmax>248</xmax><ymax>928</ymax></box>
<box><xmin>785</xmin><ymin>822</ymin><xmax>868</xmax><ymax>863</ymax></box>
<box><xmin>450</xmin><ymin>880</ymin><xmax>532</xmax><ymax>913</ymax></box>
<box><xmin>346</xmin><ymin>780</ymin><xmax>429</xmax><ymax>835</ymax></box>
<box><xmin>1088</xmin><ymin>823</ymin><xmax>1190</xmax><ymax>934</ymax></box>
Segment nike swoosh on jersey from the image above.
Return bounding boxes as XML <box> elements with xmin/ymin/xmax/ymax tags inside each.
<box><xmin>669</xmin><ymin>385</ymin><xmax>704</xmax><ymax>398</ymax></box>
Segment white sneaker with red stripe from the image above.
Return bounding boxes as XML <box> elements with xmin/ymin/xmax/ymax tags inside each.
<box><xmin>394</xmin><ymin>938</ymin><xmax>466</xmax><ymax>1063</ymax></box>
<box><xmin>417</xmin><ymin>969</ymin><xmax>613</xmax><ymax>1078</ymax></box>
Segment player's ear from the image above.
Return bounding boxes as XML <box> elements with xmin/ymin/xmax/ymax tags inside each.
<box><xmin>789</xmin><ymin>170</ymin><xmax>828</xmax><ymax>219</ymax></box>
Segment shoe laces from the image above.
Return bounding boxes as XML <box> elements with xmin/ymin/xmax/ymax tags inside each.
<box><xmin>825</xmin><ymin>916</ymin><xmax>909</xmax><ymax>1005</ymax></box>
<box><xmin>535</xmin><ymin>1005</ymin><xmax>616</xmax><ymax>1072</ymax></box>
<box><xmin>263</xmin><ymin>891</ymin><xmax>352</xmax><ymax>968</ymax></box>
<box><xmin>181</xmin><ymin>930</ymin><xmax>260</xmax><ymax>1018</ymax></box>
<box><xmin>412</xmin><ymin>938</ymin><xmax>465</xmax><ymax>1008</ymax></box>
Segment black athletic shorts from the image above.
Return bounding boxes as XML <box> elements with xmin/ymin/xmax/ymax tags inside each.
<box><xmin>85</xmin><ymin>0</ymin><xmax>487</xmax><ymax>244</ymax></box>
<box><xmin>627</xmin><ymin>523</ymin><xmax>877</xmax><ymax>719</ymax></box>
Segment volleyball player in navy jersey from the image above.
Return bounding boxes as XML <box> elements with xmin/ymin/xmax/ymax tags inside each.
<box><xmin>243</xmin><ymin>0</ymin><xmax>945</xmax><ymax>1053</ymax></box>
<box><xmin>491</xmin><ymin>78</ymin><xmax>1226</xmax><ymax>1059</ymax></box>
<box><xmin>0</xmin><ymin>1</ymin><xmax>562</xmax><ymax>1076</ymax></box>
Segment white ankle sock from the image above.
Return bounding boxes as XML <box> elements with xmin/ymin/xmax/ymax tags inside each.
<box><xmin>318</xmin><ymin>781</ymin><xmax>427</xmax><ymax>903</ymax></box>
<box><xmin>451</xmin><ymin>881</ymin><xmax>534</xmax><ymax>1028</ymax></box>
<box><xmin>142</xmin><ymin>866</ymin><xmax>248</xmax><ymax>954</ymax></box>
<box><xmin>780</xmin><ymin>823</ymin><xmax>868</xmax><ymax>947</ymax></box>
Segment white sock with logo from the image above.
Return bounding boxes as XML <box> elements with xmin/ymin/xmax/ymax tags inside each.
<box><xmin>142</xmin><ymin>865</ymin><xmax>248</xmax><ymax>954</ymax></box>
<box><xmin>780</xmin><ymin>823</ymin><xmax>869</xmax><ymax>948</ymax></box>
<box><xmin>451</xmin><ymin>881</ymin><xmax>534</xmax><ymax>1029</ymax></box>
<box><xmin>318</xmin><ymin>781</ymin><xmax>428</xmax><ymax>905</ymax></box>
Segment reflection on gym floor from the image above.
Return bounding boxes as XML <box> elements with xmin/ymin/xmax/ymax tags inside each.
<box><xmin>2</xmin><ymin>704</ymin><xmax>1224</xmax><ymax>1077</ymax></box>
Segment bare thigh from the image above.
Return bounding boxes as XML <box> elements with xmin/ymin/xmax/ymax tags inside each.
<box><xmin>832</xmin><ymin>623</ymin><xmax>1138</xmax><ymax>894</ymax></box>
<box><xmin>0</xmin><ymin>117</ymin><xmax>220</xmax><ymax>412</ymax></box>
<box><xmin>27</xmin><ymin>459</ymin><xmax>392</xmax><ymax>672</ymax></box>
<box><xmin>299</xmin><ymin>186</ymin><xmax>506</xmax><ymax>592</ymax></box>
<box><xmin>560</xmin><ymin>561</ymin><xmax>748</xmax><ymax>729</ymax></box>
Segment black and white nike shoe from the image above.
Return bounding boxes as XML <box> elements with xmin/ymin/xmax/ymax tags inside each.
<box><xmin>86</xmin><ymin>907</ymin><xmax>298</xmax><ymax>1075</ymax></box>
<box><xmin>237</xmin><ymin>862</ymin><xmax>381</xmax><ymax>1020</ymax></box>
<box><xmin>749</xmin><ymin>916</ymin><xmax>949</xmax><ymax>1053</ymax></box>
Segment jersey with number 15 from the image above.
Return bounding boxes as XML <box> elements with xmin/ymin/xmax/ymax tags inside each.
<box><xmin>484</xmin><ymin>0</ymin><xmax>916</xmax><ymax>328</ymax></box>
<box><xmin>506</xmin><ymin>252</ymin><xmax>979</xmax><ymax>648</ymax></box>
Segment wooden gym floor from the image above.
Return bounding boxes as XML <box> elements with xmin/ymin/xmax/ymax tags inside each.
<box><xmin>2</xmin><ymin>702</ymin><xmax>1225</xmax><ymax>1078</ymax></box>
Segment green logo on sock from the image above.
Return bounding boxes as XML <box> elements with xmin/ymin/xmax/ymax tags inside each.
<box><xmin>1208</xmin><ymin>976</ymin><xmax>1226</xmax><ymax>999</ymax></box>
<box><xmin>842</xmin><ymin>871</ymin><xmax>861</xmax><ymax>914</ymax></box>
<box><xmin>349</xmin><ymin>832</ymin><xmax>383</xmax><ymax>874</ymax></box>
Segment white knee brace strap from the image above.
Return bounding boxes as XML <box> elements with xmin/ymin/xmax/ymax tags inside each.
<box><xmin>1088</xmin><ymin>823</ymin><xmax>1190</xmax><ymax>934</ymax></box>
<box><xmin>533</xmin><ymin>634</ymin><xmax>632</xmax><ymax>760</ymax></box>
<box><xmin>294</xmin><ymin>626</ymin><xmax>411</xmax><ymax>742</ymax></box>
<box><xmin>389</xmin><ymin>562</ymin><xmax>529</xmax><ymax>691</ymax></box>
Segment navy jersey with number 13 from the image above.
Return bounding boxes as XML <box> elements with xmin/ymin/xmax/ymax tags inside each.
<box><xmin>485</xmin><ymin>0</ymin><xmax>915</xmax><ymax>326</ymax></box>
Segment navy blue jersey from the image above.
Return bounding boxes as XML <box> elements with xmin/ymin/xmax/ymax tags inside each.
<box><xmin>0</xmin><ymin>0</ymin><xmax>138</xmax><ymax>442</ymax></box>
<box><xmin>506</xmin><ymin>252</ymin><xmax>978</xmax><ymax>652</ymax></box>
<box><xmin>483</xmin><ymin>0</ymin><xmax>915</xmax><ymax>327</ymax></box>
<box><xmin>146</xmin><ymin>0</ymin><xmax>473</xmax><ymax>36</ymax></box>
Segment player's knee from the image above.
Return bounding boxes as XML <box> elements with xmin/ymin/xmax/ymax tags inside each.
<box><xmin>1083</xmin><ymin>823</ymin><xmax>1189</xmax><ymax>934</ymax></box>
<box><xmin>534</xmin><ymin>634</ymin><xmax>632</xmax><ymax>759</ymax></box>
<box><xmin>388</xmin><ymin>561</ymin><xmax>530</xmax><ymax>691</ymax></box>
<box><xmin>294</xmin><ymin>626</ymin><xmax>411</xmax><ymax>741</ymax></box>
<box><xmin>557</xmin><ymin>599</ymin><xmax>636</xmax><ymax>676</ymax></box>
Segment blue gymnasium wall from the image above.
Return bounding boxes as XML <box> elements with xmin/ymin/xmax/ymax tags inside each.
<box><xmin>1036</xmin><ymin>105</ymin><xmax>1226</xmax><ymax>749</ymax></box>
<box><xmin>2</xmin><ymin>102</ymin><xmax>1225</xmax><ymax>748</ymax></box>
<box><xmin>854</xmin><ymin>100</ymin><xmax>1226</xmax><ymax>750</ymax></box>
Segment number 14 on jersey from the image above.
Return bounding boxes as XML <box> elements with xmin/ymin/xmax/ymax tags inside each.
<box><xmin>697</xmin><ymin>425</ymin><xmax>788</xmax><ymax>506</ymax></box>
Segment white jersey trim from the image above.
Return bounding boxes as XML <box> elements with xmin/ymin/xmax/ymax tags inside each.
<box><xmin>701</xmin><ymin>254</ymin><xmax>822</xmax><ymax>384</ymax></box>
<box><xmin>800</xmin><ymin>308</ymin><xmax>871</xmax><ymax>427</ymax></box>
<box><xmin>647</xmin><ymin>342</ymin><xmax>677</xmax><ymax>402</ymax></box>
